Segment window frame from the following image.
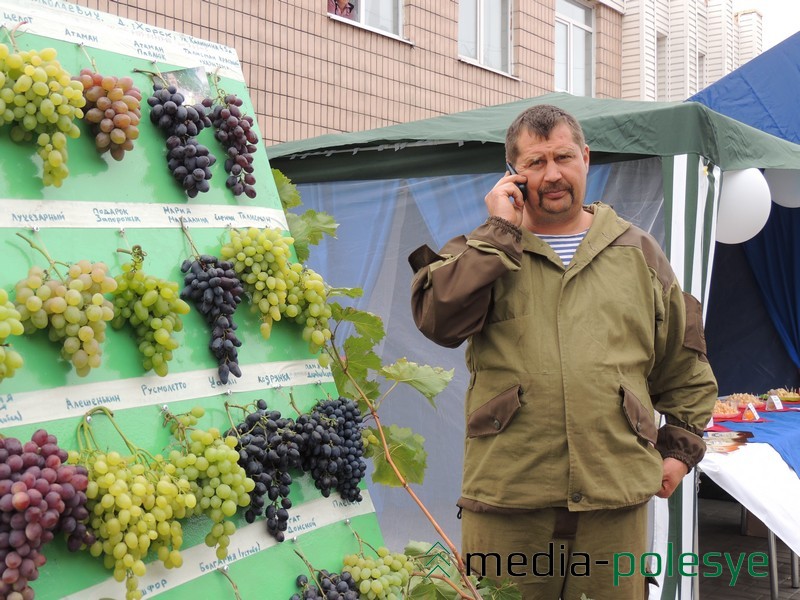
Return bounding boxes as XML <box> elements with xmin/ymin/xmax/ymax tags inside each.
<box><xmin>327</xmin><ymin>0</ymin><xmax>406</xmax><ymax>42</ymax></box>
<box><xmin>554</xmin><ymin>0</ymin><xmax>595</xmax><ymax>97</ymax></box>
<box><xmin>457</xmin><ymin>0</ymin><xmax>513</xmax><ymax>75</ymax></box>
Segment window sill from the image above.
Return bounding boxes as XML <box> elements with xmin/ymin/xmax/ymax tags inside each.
<box><xmin>457</xmin><ymin>56</ymin><xmax>519</xmax><ymax>80</ymax></box>
<box><xmin>327</xmin><ymin>13</ymin><xmax>414</xmax><ymax>46</ymax></box>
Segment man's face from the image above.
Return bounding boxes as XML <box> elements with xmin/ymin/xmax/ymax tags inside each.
<box><xmin>511</xmin><ymin>123</ymin><xmax>590</xmax><ymax>226</ymax></box>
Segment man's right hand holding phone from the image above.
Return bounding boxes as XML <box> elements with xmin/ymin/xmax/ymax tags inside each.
<box><xmin>484</xmin><ymin>163</ymin><xmax>528</xmax><ymax>228</ymax></box>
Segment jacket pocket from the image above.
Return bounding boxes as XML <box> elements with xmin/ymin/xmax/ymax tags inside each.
<box><xmin>682</xmin><ymin>292</ymin><xmax>708</xmax><ymax>360</ymax></box>
<box><xmin>467</xmin><ymin>385</ymin><xmax>522</xmax><ymax>438</ymax></box>
<box><xmin>621</xmin><ymin>386</ymin><xmax>658</xmax><ymax>446</ymax></box>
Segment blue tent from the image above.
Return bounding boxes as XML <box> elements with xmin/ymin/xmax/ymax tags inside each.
<box><xmin>689</xmin><ymin>33</ymin><xmax>800</xmax><ymax>396</ymax></box>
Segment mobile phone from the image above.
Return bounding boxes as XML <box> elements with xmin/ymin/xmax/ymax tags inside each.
<box><xmin>505</xmin><ymin>162</ymin><xmax>528</xmax><ymax>201</ymax></box>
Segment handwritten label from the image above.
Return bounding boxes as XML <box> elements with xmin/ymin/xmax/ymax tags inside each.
<box><xmin>766</xmin><ymin>395</ymin><xmax>784</xmax><ymax>410</ymax></box>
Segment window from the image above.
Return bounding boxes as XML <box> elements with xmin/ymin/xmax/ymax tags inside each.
<box><xmin>327</xmin><ymin>0</ymin><xmax>401</xmax><ymax>37</ymax></box>
<box><xmin>458</xmin><ymin>0</ymin><xmax>511</xmax><ymax>73</ymax></box>
<box><xmin>555</xmin><ymin>0</ymin><xmax>593</xmax><ymax>96</ymax></box>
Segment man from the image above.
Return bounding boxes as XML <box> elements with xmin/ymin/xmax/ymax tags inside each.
<box><xmin>328</xmin><ymin>0</ymin><xmax>356</xmax><ymax>19</ymax></box>
<box><xmin>408</xmin><ymin>104</ymin><xmax>717</xmax><ymax>599</ymax></box>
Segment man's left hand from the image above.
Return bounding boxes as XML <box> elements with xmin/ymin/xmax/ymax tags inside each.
<box><xmin>656</xmin><ymin>457</ymin><xmax>690</xmax><ymax>498</ymax></box>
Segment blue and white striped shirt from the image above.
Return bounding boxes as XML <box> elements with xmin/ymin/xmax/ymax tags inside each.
<box><xmin>537</xmin><ymin>230</ymin><xmax>588</xmax><ymax>266</ymax></box>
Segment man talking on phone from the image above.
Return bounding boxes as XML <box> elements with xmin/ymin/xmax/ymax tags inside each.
<box><xmin>408</xmin><ymin>104</ymin><xmax>717</xmax><ymax>599</ymax></box>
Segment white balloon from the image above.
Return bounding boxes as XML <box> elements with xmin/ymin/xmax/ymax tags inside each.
<box><xmin>764</xmin><ymin>169</ymin><xmax>800</xmax><ymax>208</ymax></box>
<box><xmin>716</xmin><ymin>168</ymin><xmax>772</xmax><ymax>244</ymax></box>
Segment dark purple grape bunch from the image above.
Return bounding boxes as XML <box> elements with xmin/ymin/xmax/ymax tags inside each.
<box><xmin>296</xmin><ymin>397</ymin><xmax>366</xmax><ymax>503</ymax></box>
<box><xmin>228</xmin><ymin>400</ymin><xmax>302</xmax><ymax>542</ymax></box>
<box><xmin>180</xmin><ymin>254</ymin><xmax>244</xmax><ymax>383</ymax></box>
<box><xmin>203</xmin><ymin>93</ymin><xmax>258</xmax><ymax>198</ymax></box>
<box><xmin>0</xmin><ymin>430</ymin><xmax>93</xmax><ymax>600</ymax></box>
<box><xmin>147</xmin><ymin>82</ymin><xmax>216</xmax><ymax>198</ymax></box>
<box><xmin>291</xmin><ymin>571</ymin><xmax>359</xmax><ymax>600</ymax></box>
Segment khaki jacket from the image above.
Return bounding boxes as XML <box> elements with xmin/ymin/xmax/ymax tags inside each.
<box><xmin>409</xmin><ymin>203</ymin><xmax>718</xmax><ymax>512</ymax></box>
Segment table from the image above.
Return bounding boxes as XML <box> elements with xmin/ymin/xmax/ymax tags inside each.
<box><xmin>700</xmin><ymin>412</ymin><xmax>800</xmax><ymax>599</ymax></box>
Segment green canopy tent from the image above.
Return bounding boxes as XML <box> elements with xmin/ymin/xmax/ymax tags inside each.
<box><xmin>267</xmin><ymin>92</ymin><xmax>800</xmax><ymax>600</ymax></box>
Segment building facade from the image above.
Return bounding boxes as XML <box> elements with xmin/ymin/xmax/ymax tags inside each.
<box><xmin>71</xmin><ymin>1</ymin><xmax>761</xmax><ymax>145</ymax></box>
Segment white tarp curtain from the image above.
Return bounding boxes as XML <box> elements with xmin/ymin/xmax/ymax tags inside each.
<box><xmin>297</xmin><ymin>155</ymin><xmax>715</xmax><ymax>600</ymax></box>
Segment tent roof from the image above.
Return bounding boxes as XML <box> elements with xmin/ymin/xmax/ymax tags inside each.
<box><xmin>267</xmin><ymin>92</ymin><xmax>800</xmax><ymax>183</ymax></box>
<box><xmin>689</xmin><ymin>32</ymin><xmax>800</xmax><ymax>144</ymax></box>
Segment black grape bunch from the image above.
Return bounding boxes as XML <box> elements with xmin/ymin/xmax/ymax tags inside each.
<box><xmin>296</xmin><ymin>397</ymin><xmax>366</xmax><ymax>504</ymax></box>
<box><xmin>290</xmin><ymin>571</ymin><xmax>359</xmax><ymax>600</ymax></box>
<box><xmin>146</xmin><ymin>77</ymin><xmax>216</xmax><ymax>198</ymax></box>
<box><xmin>202</xmin><ymin>90</ymin><xmax>259</xmax><ymax>199</ymax></box>
<box><xmin>179</xmin><ymin>253</ymin><xmax>245</xmax><ymax>384</ymax></box>
<box><xmin>229</xmin><ymin>400</ymin><xmax>302</xmax><ymax>542</ymax></box>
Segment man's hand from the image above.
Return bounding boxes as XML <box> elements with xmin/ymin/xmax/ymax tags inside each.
<box><xmin>485</xmin><ymin>171</ymin><xmax>526</xmax><ymax>227</ymax></box>
<box><xmin>656</xmin><ymin>457</ymin><xmax>690</xmax><ymax>499</ymax></box>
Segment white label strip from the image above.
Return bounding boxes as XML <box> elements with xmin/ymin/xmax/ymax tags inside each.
<box><xmin>0</xmin><ymin>359</ymin><xmax>334</xmax><ymax>428</ymax></box>
<box><xmin>0</xmin><ymin>199</ymin><xmax>288</xmax><ymax>230</ymax></box>
<box><xmin>0</xmin><ymin>0</ymin><xmax>245</xmax><ymax>81</ymax></box>
<box><xmin>62</xmin><ymin>491</ymin><xmax>377</xmax><ymax>600</ymax></box>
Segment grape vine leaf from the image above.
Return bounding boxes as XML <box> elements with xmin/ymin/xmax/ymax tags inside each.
<box><xmin>370</xmin><ymin>424</ymin><xmax>427</xmax><ymax>486</ymax></box>
<box><xmin>477</xmin><ymin>578</ymin><xmax>523</xmax><ymax>600</ymax></box>
<box><xmin>286</xmin><ymin>209</ymin><xmax>338</xmax><ymax>263</ymax></box>
<box><xmin>381</xmin><ymin>358</ymin><xmax>454</xmax><ymax>407</ymax></box>
<box><xmin>331</xmin><ymin>303</ymin><xmax>386</xmax><ymax>345</ymax></box>
<box><xmin>272</xmin><ymin>168</ymin><xmax>301</xmax><ymax>209</ymax></box>
<box><xmin>408</xmin><ymin>581</ymin><xmax>459</xmax><ymax>600</ymax></box>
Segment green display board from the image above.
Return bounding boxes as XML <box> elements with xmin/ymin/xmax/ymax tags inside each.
<box><xmin>0</xmin><ymin>2</ymin><xmax>384</xmax><ymax>598</ymax></box>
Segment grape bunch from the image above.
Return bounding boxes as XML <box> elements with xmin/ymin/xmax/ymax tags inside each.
<box><xmin>219</xmin><ymin>227</ymin><xmax>333</xmax><ymax>358</ymax></box>
<box><xmin>111</xmin><ymin>253</ymin><xmax>190</xmax><ymax>377</ymax></box>
<box><xmin>13</xmin><ymin>262</ymin><xmax>117</xmax><ymax>377</ymax></box>
<box><xmin>342</xmin><ymin>547</ymin><xmax>416</xmax><ymax>600</ymax></box>
<box><xmin>203</xmin><ymin>93</ymin><xmax>258</xmax><ymax>198</ymax></box>
<box><xmin>229</xmin><ymin>400</ymin><xmax>302</xmax><ymax>542</ymax></box>
<box><xmin>147</xmin><ymin>82</ymin><xmax>215</xmax><ymax>197</ymax></box>
<box><xmin>69</xmin><ymin>448</ymin><xmax>195</xmax><ymax>600</ymax></box>
<box><xmin>291</xmin><ymin>571</ymin><xmax>359</xmax><ymax>600</ymax></box>
<box><xmin>165</xmin><ymin>407</ymin><xmax>254</xmax><ymax>560</ymax></box>
<box><xmin>73</xmin><ymin>68</ymin><xmax>142</xmax><ymax>161</ymax></box>
<box><xmin>0</xmin><ymin>44</ymin><xmax>85</xmax><ymax>187</ymax></box>
<box><xmin>0</xmin><ymin>288</ymin><xmax>25</xmax><ymax>382</ymax></box>
<box><xmin>0</xmin><ymin>430</ymin><xmax>93</xmax><ymax>600</ymax></box>
<box><xmin>179</xmin><ymin>255</ymin><xmax>244</xmax><ymax>384</ymax></box>
<box><xmin>295</xmin><ymin>397</ymin><xmax>366</xmax><ymax>503</ymax></box>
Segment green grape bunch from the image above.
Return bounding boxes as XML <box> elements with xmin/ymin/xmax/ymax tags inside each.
<box><xmin>13</xmin><ymin>261</ymin><xmax>117</xmax><ymax>377</ymax></box>
<box><xmin>219</xmin><ymin>227</ymin><xmax>333</xmax><ymax>358</ymax></box>
<box><xmin>0</xmin><ymin>43</ymin><xmax>86</xmax><ymax>187</ymax></box>
<box><xmin>68</xmin><ymin>448</ymin><xmax>195</xmax><ymax>600</ymax></box>
<box><xmin>343</xmin><ymin>546</ymin><xmax>416</xmax><ymax>600</ymax></box>
<box><xmin>111</xmin><ymin>247</ymin><xmax>190</xmax><ymax>377</ymax></box>
<box><xmin>165</xmin><ymin>406</ymin><xmax>255</xmax><ymax>561</ymax></box>
<box><xmin>0</xmin><ymin>287</ymin><xmax>25</xmax><ymax>381</ymax></box>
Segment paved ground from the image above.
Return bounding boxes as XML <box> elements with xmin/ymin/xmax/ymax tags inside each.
<box><xmin>698</xmin><ymin>495</ymin><xmax>800</xmax><ymax>599</ymax></box>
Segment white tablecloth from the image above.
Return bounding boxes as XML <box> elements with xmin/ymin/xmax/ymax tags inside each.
<box><xmin>700</xmin><ymin>442</ymin><xmax>800</xmax><ymax>555</ymax></box>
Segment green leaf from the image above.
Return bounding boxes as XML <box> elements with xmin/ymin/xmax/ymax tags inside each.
<box><xmin>272</xmin><ymin>168</ymin><xmax>301</xmax><ymax>209</ymax></box>
<box><xmin>381</xmin><ymin>358</ymin><xmax>454</xmax><ymax>406</ymax></box>
<box><xmin>331</xmin><ymin>303</ymin><xmax>386</xmax><ymax>345</ymax></box>
<box><xmin>286</xmin><ymin>209</ymin><xmax>339</xmax><ymax>263</ymax></box>
<box><xmin>408</xmin><ymin>580</ymin><xmax>459</xmax><ymax>600</ymax></box>
<box><xmin>370</xmin><ymin>424</ymin><xmax>426</xmax><ymax>486</ymax></box>
<box><xmin>405</xmin><ymin>540</ymin><xmax>437</xmax><ymax>558</ymax></box>
<box><xmin>328</xmin><ymin>286</ymin><xmax>363</xmax><ymax>299</ymax></box>
<box><xmin>477</xmin><ymin>578</ymin><xmax>523</xmax><ymax>600</ymax></box>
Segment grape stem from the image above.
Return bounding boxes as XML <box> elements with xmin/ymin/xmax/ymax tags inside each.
<box><xmin>292</xmin><ymin>547</ymin><xmax>324</xmax><ymax>592</ymax></box>
<box><xmin>347</xmin><ymin>522</ymin><xmax>380</xmax><ymax>558</ymax></box>
<box><xmin>331</xmin><ymin>347</ymin><xmax>482</xmax><ymax>600</ymax></box>
<box><xmin>179</xmin><ymin>217</ymin><xmax>201</xmax><ymax>259</ymax></box>
<box><xmin>15</xmin><ymin>232</ymin><xmax>66</xmax><ymax>282</ymax></box>
<box><xmin>77</xmin><ymin>43</ymin><xmax>98</xmax><ymax>73</ymax></box>
<box><xmin>0</xmin><ymin>22</ymin><xmax>27</xmax><ymax>50</ymax></box>
<box><xmin>132</xmin><ymin>66</ymin><xmax>168</xmax><ymax>87</ymax></box>
<box><xmin>216</xmin><ymin>567</ymin><xmax>243</xmax><ymax>600</ymax></box>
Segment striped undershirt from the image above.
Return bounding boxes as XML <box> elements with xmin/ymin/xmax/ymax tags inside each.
<box><xmin>537</xmin><ymin>230</ymin><xmax>588</xmax><ymax>266</ymax></box>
